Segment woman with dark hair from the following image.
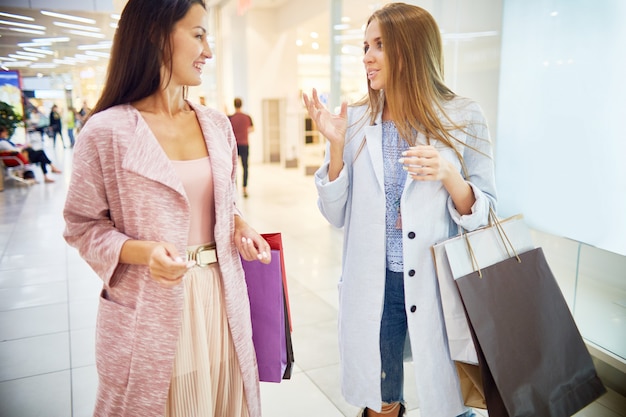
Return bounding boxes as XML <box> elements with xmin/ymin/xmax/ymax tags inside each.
<box><xmin>304</xmin><ymin>3</ymin><xmax>496</xmax><ymax>417</ymax></box>
<box><xmin>63</xmin><ymin>0</ymin><xmax>268</xmax><ymax>416</ymax></box>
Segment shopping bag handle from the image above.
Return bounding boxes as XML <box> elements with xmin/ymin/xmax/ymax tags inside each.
<box><xmin>463</xmin><ymin>206</ymin><xmax>522</xmax><ymax>278</ymax></box>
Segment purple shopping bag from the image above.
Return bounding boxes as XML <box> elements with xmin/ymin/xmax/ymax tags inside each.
<box><xmin>242</xmin><ymin>245</ymin><xmax>293</xmax><ymax>383</ymax></box>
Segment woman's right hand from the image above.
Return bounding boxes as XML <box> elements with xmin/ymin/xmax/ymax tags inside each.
<box><xmin>303</xmin><ymin>88</ymin><xmax>348</xmax><ymax>147</ymax></box>
<box><xmin>120</xmin><ymin>240</ymin><xmax>193</xmax><ymax>288</ymax></box>
<box><xmin>147</xmin><ymin>243</ymin><xmax>194</xmax><ymax>287</ymax></box>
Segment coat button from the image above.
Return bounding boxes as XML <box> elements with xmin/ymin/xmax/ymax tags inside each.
<box><xmin>408</xmin><ymin>269</ymin><xmax>415</xmax><ymax>276</ymax></box>
<box><xmin>410</xmin><ymin>305</ymin><xmax>417</xmax><ymax>313</ymax></box>
<box><xmin>408</xmin><ymin>231</ymin><xmax>415</xmax><ymax>239</ymax></box>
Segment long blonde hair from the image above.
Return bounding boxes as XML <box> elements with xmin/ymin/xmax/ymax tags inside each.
<box><xmin>355</xmin><ymin>3</ymin><xmax>474</xmax><ymax>160</ymax></box>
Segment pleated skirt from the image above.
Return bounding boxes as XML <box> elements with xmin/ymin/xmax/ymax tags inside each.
<box><xmin>164</xmin><ymin>261</ymin><xmax>249</xmax><ymax>417</ymax></box>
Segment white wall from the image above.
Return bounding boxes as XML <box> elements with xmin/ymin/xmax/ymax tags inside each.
<box><xmin>496</xmin><ymin>0</ymin><xmax>626</xmax><ymax>256</ymax></box>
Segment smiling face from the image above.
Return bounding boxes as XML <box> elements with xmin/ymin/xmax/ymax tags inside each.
<box><xmin>363</xmin><ymin>19</ymin><xmax>387</xmax><ymax>91</ymax></box>
<box><xmin>167</xmin><ymin>3</ymin><xmax>212</xmax><ymax>87</ymax></box>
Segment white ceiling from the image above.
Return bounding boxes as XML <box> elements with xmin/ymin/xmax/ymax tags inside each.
<box><xmin>0</xmin><ymin>6</ymin><xmax>119</xmax><ymax>77</ymax></box>
<box><xmin>0</xmin><ymin>0</ymin><xmax>300</xmax><ymax>78</ymax></box>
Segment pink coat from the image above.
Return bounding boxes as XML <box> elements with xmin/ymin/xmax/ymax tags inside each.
<box><xmin>63</xmin><ymin>102</ymin><xmax>261</xmax><ymax>416</ymax></box>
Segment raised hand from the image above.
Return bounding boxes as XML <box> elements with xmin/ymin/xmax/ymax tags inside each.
<box><xmin>303</xmin><ymin>88</ymin><xmax>348</xmax><ymax>147</ymax></box>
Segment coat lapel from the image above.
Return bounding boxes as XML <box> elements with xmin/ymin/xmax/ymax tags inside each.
<box><xmin>364</xmin><ymin>111</ymin><xmax>385</xmax><ymax>191</ymax></box>
<box><xmin>121</xmin><ymin>105</ymin><xmax>186</xmax><ymax>196</ymax></box>
<box><xmin>188</xmin><ymin>101</ymin><xmax>235</xmax><ymax>249</ymax></box>
<box><xmin>189</xmin><ymin>101</ymin><xmax>232</xmax><ymax>206</ymax></box>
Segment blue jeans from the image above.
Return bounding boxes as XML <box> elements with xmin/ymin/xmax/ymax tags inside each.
<box><xmin>379</xmin><ymin>269</ymin><xmax>407</xmax><ymax>403</ymax></box>
<box><xmin>379</xmin><ymin>269</ymin><xmax>476</xmax><ymax>417</ymax></box>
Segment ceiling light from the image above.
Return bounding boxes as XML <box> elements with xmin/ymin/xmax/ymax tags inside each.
<box><xmin>110</xmin><ymin>23</ymin><xmax>118</xmax><ymax>29</ymax></box>
<box><xmin>0</xmin><ymin>12</ymin><xmax>35</xmax><ymax>21</ymax></box>
<box><xmin>15</xmin><ymin>51</ymin><xmax>47</xmax><ymax>58</ymax></box>
<box><xmin>19</xmin><ymin>42</ymin><xmax>51</xmax><ymax>47</ymax></box>
<box><xmin>85</xmin><ymin>51</ymin><xmax>110</xmax><ymax>58</ymax></box>
<box><xmin>9</xmin><ymin>54</ymin><xmax>38</xmax><ymax>61</ymax></box>
<box><xmin>74</xmin><ymin>54</ymin><xmax>100</xmax><ymax>61</ymax></box>
<box><xmin>296</xmin><ymin>39</ymin><xmax>303</xmax><ymax>46</ymax></box>
<box><xmin>41</xmin><ymin>10</ymin><xmax>96</xmax><ymax>24</ymax></box>
<box><xmin>9</xmin><ymin>28</ymin><xmax>46</xmax><ymax>35</ymax></box>
<box><xmin>68</xmin><ymin>30</ymin><xmax>106</xmax><ymax>39</ymax></box>
<box><xmin>29</xmin><ymin>63</ymin><xmax>58</xmax><ymax>69</ymax></box>
<box><xmin>3</xmin><ymin>61</ymin><xmax>32</xmax><ymax>68</ymax></box>
<box><xmin>110</xmin><ymin>14</ymin><xmax>121</xmax><ymax>20</ymax></box>
<box><xmin>312</xmin><ymin>42</ymin><xmax>320</xmax><ymax>50</ymax></box>
<box><xmin>0</xmin><ymin>56</ymin><xmax>18</xmax><ymax>62</ymax></box>
<box><xmin>77</xmin><ymin>42</ymin><xmax>112</xmax><ymax>50</ymax></box>
<box><xmin>0</xmin><ymin>20</ymin><xmax>46</xmax><ymax>30</ymax></box>
<box><xmin>54</xmin><ymin>21</ymin><xmax>101</xmax><ymax>32</ymax></box>
<box><xmin>23</xmin><ymin>47</ymin><xmax>54</xmax><ymax>55</ymax></box>
<box><xmin>310</xmin><ymin>32</ymin><xmax>319</xmax><ymax>39</ymax></box>
<box><xmin>32</xmin><ymin>37</ymin><xmax>70</xmax><ymax>43</ymax></box>
<box><xmin>53</xmin><ymin>59</ymin><xmax>77</xmax><ymax>65</ymax></box>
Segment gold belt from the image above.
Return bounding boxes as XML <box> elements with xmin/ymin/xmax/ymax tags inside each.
<box><xmin>186</xmin><ymin>243</ymin><xmax>217</xmax><ymax>267</ymax></box>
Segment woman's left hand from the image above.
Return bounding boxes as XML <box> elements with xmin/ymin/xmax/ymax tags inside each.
<box><xmin>399</xmin><ymin>145</ymin><xmax>453</xmax><ymax>181</ymax></box>
<box><xmin>234</xmin><ymin>216</ymin><xmax>272</xmax><ymax>264</ymax></box>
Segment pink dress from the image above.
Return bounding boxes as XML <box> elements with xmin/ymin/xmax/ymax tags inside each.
<box><xmin>166</xmin><ymin>157</ymin><xmax>249</xmax><ymax>417</ymax></box>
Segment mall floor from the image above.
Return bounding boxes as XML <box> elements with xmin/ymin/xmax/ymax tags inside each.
<box><xmin>0</xmin><ymin>139</ymin><xmax>624</xmax><ymax>417</ymax></box>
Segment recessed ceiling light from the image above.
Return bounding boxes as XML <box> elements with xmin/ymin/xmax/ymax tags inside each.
<box><xmin>0</xmin><ymin>20</ymin><xmax>46</xmax><ymax>30</ymax></box>
<box><xmin>32</xmin><ymin>37</ymin><xmax>70</xmax><ymax>43</ymax></box>
<box><xmin>53</xmin><ymin>21</ymin><xmax>101</xmax><ymax>32</ymax></box>
<box><xmin>77</xmin><ymin>42</ymin><xmax>112</xmax><ymax>50</ymax></box>
<box><xmin>9</xmin><ymin>28</ymin><xmax>46</xmax><ymax>35</ymax></box>
<box><xmin>0</xmin><ymin>12</ymin><xmax>35</xmax><ymax>21</ymax></box>
<box><xmin>41</xmin><ymin>10</ymin><xmax>96</xmax><ymax>25</ymax></box>
<box><xmin>85</xmin><ymin>51</ymin><xmax>110</xmax><ymax>58</ymax></box>
<box><xmin>9</xmin><ymin>54</ymin><xmax>38</xmax><ymax>61</ymax></box>
<box><xmin>19</xmin><ymin>42</ymin><xmax>52</xmax><ymax>47</ymax></box>
<box><xmin>15</xmin><ymin>51</ymin><xmax>47</xmax><ymax>58</ymax></box>
<box><xmin>68</xmin><ymin>30</ymin><xmax>106</xmax><ymax>39</ymax></box>
<box><xmin>29</xmin><ymin>63</ymin><xmax>58</xmax><ymax>69</ymax></box>
<box><xmin>23</xmin><ymin>47</ymin><xmax>54</xmax><ymax>55</ymax></box>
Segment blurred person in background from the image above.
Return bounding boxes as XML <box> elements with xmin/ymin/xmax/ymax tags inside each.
<box><xmin>48</xmin><ymin>104</ymin><xmax>64</xmax><ymax>148</ymax></box>
<box><xmin>0</xmin><ymin>125</ymin><xmax>62</xmax><ymax>183</ymax></box>
<box><xmin>228</xmin><ymin>97</ymin><xmax>254</xmax><ymax>198</ymax></box>
<box><xmin>66</xmin><ymin>107</ymin><xmax>76</xmax><ymax>148</ymax></box>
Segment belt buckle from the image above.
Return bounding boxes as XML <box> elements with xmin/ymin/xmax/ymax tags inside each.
<box><xmin>190</xmin><ymin>245</ymin><xmax>217</xmax><ymax>267</ymax></box>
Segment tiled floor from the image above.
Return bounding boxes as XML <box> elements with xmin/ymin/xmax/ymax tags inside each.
<box><xmin>1</xmin><ymin>141</ymin><xmax>624</xmax><ymax>416</ymax></box>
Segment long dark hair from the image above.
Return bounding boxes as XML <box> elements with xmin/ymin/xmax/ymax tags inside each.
<box><xmin>90</xmin><ymin>0</ymin><xmax>206</xmax><ymax>116</ymax></box>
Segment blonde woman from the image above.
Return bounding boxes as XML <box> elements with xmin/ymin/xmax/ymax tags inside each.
<box><xmin>304</xmin><ymin>3</ymin><xmax>496</xmax><ymax>417</ymax></box>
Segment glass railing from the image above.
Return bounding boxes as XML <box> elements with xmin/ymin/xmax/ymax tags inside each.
<box><xmin>531</xmin><ymin>230</ymin><xmax>626</xmax><ymax>364</ymax></box>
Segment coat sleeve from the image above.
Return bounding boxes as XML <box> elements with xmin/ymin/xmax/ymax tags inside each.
<box><xmin>314</xmin><ymin>142</ymin><xmax>350</xmax><ymax>228</ymax></box>
<box><xmin>447</xmin><ymin>100</ymin><xmax>498</xmax><ymax>231</ymax></box>
<box><xmin>63</xmin><ymin>116</ymin><xmax>130</xmax><ymax>286</ymax></box>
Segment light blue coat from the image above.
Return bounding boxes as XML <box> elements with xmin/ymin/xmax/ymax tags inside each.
<box><xmin>314</xmin><ymin>97</ymin><xmax>497</xmax><ymax>416</ymax></box>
